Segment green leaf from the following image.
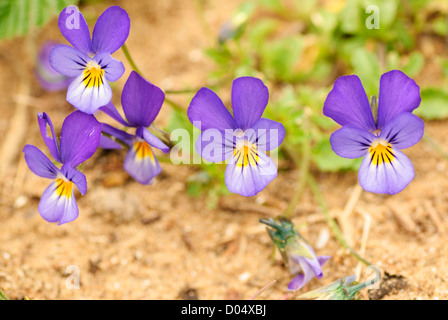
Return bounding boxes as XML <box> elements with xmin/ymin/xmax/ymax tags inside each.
<box><xmin>350</xmin><ymin>47</ymin><xmax>380</xmax><ymax>95</ymax></box>
<box><xmin>401</xmin><ymin>52</ymin><xmax>424</xmax><ymax>77</ymax></box>
<box><xmin>0</xmin><ymin>289</ymin><xmax>7</xmax><ymax>300</ymax></box>
<box><xmin>0</xmin><ymin>0</ymin><xmax>77</xmax><ymax>40</ymax></box>
<box><xmin>415</xmin><ymin>88</ymin><xmax>448</xmax><ymax>120</ymax></box>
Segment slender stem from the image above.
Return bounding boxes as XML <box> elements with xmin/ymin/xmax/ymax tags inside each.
<box><xmin>165</xmin><ymin>88</ymin><xmax>201</xmax><ymax>95</ymax></box>
<box><xmin>101</xmin><ymin>132</ymin><xmax>129</xmax><ymax>149</ymax></box>
<box><xmin>283</xmin><ymin>141</ymin><xmax>310</xmax><ymax>218</ymax></box>
<box><xmin>423</xmin><ymin>133</ymin><xmax>448</xmax><ymax>162</ymax></box>
<box><xmin>122</xmin><ymin>43</ymin><xmax>144</xmax><ymax>76</ymax></box>
<box><xmin>307</xmin><ymin>174</ymin><xmax>372</xmax><ymax>267</ymax></box>
<box><xmin>165</xmin><ymin>97</ymin><xmax>184</xmax><ymax>112</ymax></box>
<box><xmin>0</xmin><ymin>289</ymin><xmax>7</xmax><ymax>300</ymax></box>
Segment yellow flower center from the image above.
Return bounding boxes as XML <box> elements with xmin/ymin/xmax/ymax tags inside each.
<box><xmin>369</xmin><ymin>139</ymin><xmax>395</xmax><ymax>166</ymax></box>
<box><xmin>82</xmin><ymin>61</ymin><xmax>105</xmax><ymax>88</ymax></box>
<box><xmin>234</xmin><ymin>140</ymin><xmax>258</xmax><ymax>167</ymax></box>
<box><xmin>55</xmin><ymin>178</ymin><xmax>74</xmax><ymax>198</ymax></box>
<box><xmin>134</xmin><ymin>141</ymin><xmax>155</xmax><ymax>162</ymax></box>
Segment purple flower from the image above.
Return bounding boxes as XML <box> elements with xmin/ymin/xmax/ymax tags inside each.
<box><xmin>35</xmin><ymin>41</ymin><xmax>72</xmax><ymax>92</ymax></box>
<box><xmin>23</xmin><ymin>111</ymin><xmax>102</xmax><ymax>224</ymax></box>
<box><xmin>99</xmin><ymin>71</ymin><xmax>169</xmax><ymax>185</ymax></box>
<box><xmin>49</xmin><ymin>6</ymin><xmax>130</xmax><ymax>114</ymax></box>
<box><xmin>323</xmin><ymin>70</ymin><xmax>424</xmax><ymax>194</ymax></box>
<box><xmin>286</xmin><ymin>242</ymin><xmax>331</xmax><ymax>291</ymax></box>
<box><xmin>187</xmin><ymin>77</ymin><xmax>285</xmax><ymax>197</ymax></box>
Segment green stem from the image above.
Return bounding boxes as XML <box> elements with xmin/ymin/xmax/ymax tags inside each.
<box><xmin>307</xmin><ymin>175</ymin><xmax>372</xmax><ymax>267</ymax></box>
<box><xmin>0</xmin><ymin>289</ymin><xmax>7</xmax><ymax>300</ymax></box>
<box><xmin>122</xmin><ymin>43</ymin><xmax>144</xmax><ymax>76</ymax></box>
<box><xmin>423</xmin><ymin>133</ymin><xmax>448</xmax><ymax>162</ymax></box>
<box><xmin>283</xmin><ymin>138</ymin><xmax>311</xmax><ymax>218</ymax></box>
<box><xmin>165</xmin><ymin>97</ymin><xmax>184</xmax><ymax>112</ymax></box>
<box><xmin>165</xmin><ymin>88</ymin><xmax>200</xmax><ymax>95</ymax></box>
<box><xmin>102</xmin><ymin>132</ymin><xmax>129</xmax><ymax>149</ymax></box>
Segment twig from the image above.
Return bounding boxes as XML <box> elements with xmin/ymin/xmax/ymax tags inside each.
<box><xmin>355</xmin><ymin>209</ymin><xmax>372</xmax><ymax>280</ymax></box>
<box><xmin>307</xmin><ymin>174</ymin><xmax>372</xmax><ymax>267</ymax></box>
<box><xmin>423</xmin><ymin>133</ymin><xmax>448</xmax><ymax>162</ymax></box>
<box><xmin>339</xmin><ymin>183</ymin><xmax>364</xmax><ymax>246</ymax></box>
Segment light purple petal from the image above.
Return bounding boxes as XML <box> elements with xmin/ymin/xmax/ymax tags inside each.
<box><xmin>61</xmin><ymin>164</ymin><xmax>87</xmax><ymax>195</ymax></box>
<box><xmin>60</xmin><ymin>111</ymin><xmax>102</xmax><ymax>166</ymax></box>
<box><xmin>330</xmin><ymin>126</ymin><xmax>376</xmax><ymax>159</ymax></box>
<box><xmin>225</xmin><ymin>150</ymin><xmax>277</xmax><ymax>197</ymax></box>
<box><xmin>58</xmin><ymin>6</ymin><xmax>93</xmax><ymax>56</ymax></box>
<box><xmin>38</xmin><ymin>180</ymin><xmax>79</xmax><ymax>225</ymax></box>
<box><xmin>35</xmin><ymin>41</ymin><xmax>72</xmax><ymax>92</ymax></box>
<box><xmin>49</xmin><ymin>45</ymin><xmax>89</xmax><ymax>77</ymax></box>
<box><xmin>323</xmin><ymin>75</ymin><xmax>376</xmax><ymax>131</ymax></box>
<box><xmin>102</xmin><ymin>123</ymin><xmax>134</xmax><ymax>146</ymax></box>
<box><xmin>246</xmin><ymin>118</ymin><xmax>285</xmax><ymax>151</ymax></box>
<box><xmin>232</xmin><ymin>77</ymin><xmax>269</xmax><ymax>130</ymax></box>
<box><xmin>379</xmin><ymin>112</ymin><xmax>424</xmax><ymax>150</ymax></box>
<box><xmin>137</xmin><ymin>127</ymin><xmax>170</xmax><ymax>153</ymax></box>
<box><xmin>124</xmin><ymin>141</ymin><xmax>162</xmax><ymax>185</ymax></box>
<box><xmin>288</xmin><ymin>258</ymin><xmax>316</xmax><ymax>291</ymax></box>
<box><xmin>99</xmin><ymin>102</ymin><xmax>129</xmax><ymax>127</ymax></box>
<box><xmin>94</xmin><ymin>52</ymin><xmax>125</xmax><ymax>82</ymax></box>
<box><xmin>122</xmin><ymin>71</ymin><xmax>165</xmax><ymax>128</ymax></box>
<box><xmin>195</xmin><ymin>129</ymin><xmax>235</xmax><ymax>163</ymax></box>
<box><xmin>358</xmin><ymin>147</ymin><xmax>415</xmax><ymax>195</ymax></box>
<box><xmin>23</xmin><ymin>145</ymin><xmax>59</xmax><ymax>179</ymax></box>
<box><xmin>187</xmin><ymin>87</ymin><xmax>237</xmax><ymax>131</ymax></box>
<box><xmin>37</xmin><ymin>112</ymin><xmax>62</xmax><ymax>163</ymax></box>
<box><xmin>377</xmin><ymin>70</ymin><xmax>421</xmax><ymax>129</ymax></box>
<box><xmin>92</xmin><ymin>6</ymin><xmax>130</xmax><ymax>54</ymax></box>
<box><xmin>66</xmin><ymin>71</ymin><xmax>112</xmax><ymax>114</ymax></box>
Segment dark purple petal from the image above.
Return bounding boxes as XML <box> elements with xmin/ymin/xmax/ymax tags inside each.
<box><xmin>225</xmin><ymin>150</ymin><xmax>277</xmax><ymax>197</ymax></box>
<box><xmin>287</xmin><ymin>258</ymin><xmax>316</xmax><ymax>291</ymax></box>
<box><xmin>99</xmin><ymin>135</ymin><xmax>123</xmax><ymax>150</ymax></box>
<box><xmin>187</xmin><ymin>87</ymin><xmax>237</xmax><ymax>131</ymax></box>
<box><xmin>99</xmin><ymin>102</ymin><xmax>129</xmax><ymax>127</ymax></box>
<box><xmin>232</xmin><ymin>77</ymin><xmax>269</xmax><ymax>130</ymax></box>
<box><xmin>60</xmin><ymin>111</ymin><xmax>102</xmax><ymax>166</ymax></box>
<box><xmin>58</xmin><ymin>6</ymin><xmax>93</xmax><ymax>55</ymax></box>
<box><xmin>92</xmin><ymin>6</ymin><xmax>130</xmax><ymax>54</ymax></box>
<box><xmin>377</xmin><ymin>70</ymin><xmax>421</xmax><ymax>129</ymax></box>
<box><xmin>195</xmin><ymin>129</ymin><xmax>235</xmax><ymax>163</ymax></box>
<box><xmin>247</xmin><ymin>118</ymin><xmax>285</xmax><ymax>151</ymax></box>
<box><xmin>23</xmin><ymin>145</ymin><xmax>60</xmax><ymax>179</ymax></box>
<box><xmin>38</xmin><ymin>180</ymin><xmax>79</xmax><ymax>225</ymax></box>
<box><xmin>318</xmin><ymin>255</ymin><xmax>331</xmax><ymax>267</ymax></box>
<box><xmin>329</xmin><ymin>126</ymin><xmax>375</xmax><ymax>159</ymax></box>
<box><xmin>66</xmin><ymin>71</ymin><xmax>112</xmax><ymax>114</ymax></box>
<box><xmin>49</xmin><ymin>45</ymin><xmax>89</xmax><ymax>77</ymax></box>
<box><xmin>102</xmin><ymin>123</ymin><xmax>134</xmax><ymax>146</ymax></box>
<box><xmin>37</xmin><ymin>112</ymin><xmax>62</xmax><ymax>163</ymax></box>
<box><xmin>124</xmin><ymin>141</ymin><xmax>162</xmax><ymax>185</ymax></box>
<box><xmin>358</xmin><ymin>147</ymin><xmax>414</xmax><ymax>194</ymax></box>
<box><xmin>323</xmin><ymin>75</ymin><xmax>376</xmax><ymax>131</ymax></box>
<box><xmin>379</xmin><ymin>112</ymin><xmax>424</xmax><ymax>150</ymax></box>
<box><xmin>137</xmin><ymin>127</ymin><xmax>170</xmax><ymax>153</ymax></box>
<box><xmin>61</xmin><ymin>164</ymin><xmax>87</xmax><ymax>195</ymax></box>
<box><xmin>94</xmin><ymin>52</ymin><xmax>125</xmax><ymax>82</ymax></box>
<box><xmin>122</xmin><ymin>71</ymin><xmax>165</xmax><ymax>128</ymax></box>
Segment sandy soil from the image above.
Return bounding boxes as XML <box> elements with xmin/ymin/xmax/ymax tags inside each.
<box><xmin>0</xmin><ymin>0</ymin><xmax>447</xmax><ymax>300</ymax></box>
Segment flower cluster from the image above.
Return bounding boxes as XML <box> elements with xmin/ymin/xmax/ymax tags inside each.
<box><xmin>24</xmin><ymin>4</ymin><xmax>426</xmax><ymax>298</ymax></box>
